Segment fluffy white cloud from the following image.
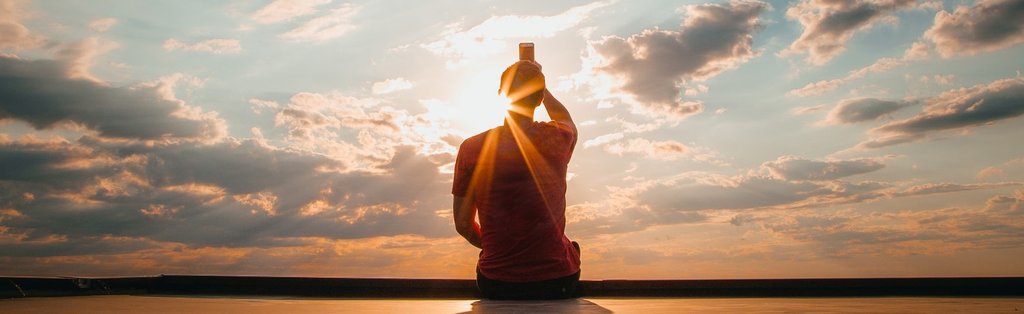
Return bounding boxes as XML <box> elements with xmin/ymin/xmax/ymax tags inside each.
<box><xmin>251</xmin><ymin>0</ymin><xmax>332</xmax><ymax>24</ymax></box>
<box><xmin>583</xmin><ymin>0</ymin><xmax>768</xmax><ymax>119</ymax></box>
<box><xmin>422</xmin><ymin>1</ymin><xmax>611</xmax><ymax>64</ymax></box>
<box><xmin>780</xmin><ymin>0</ymin><xmax>915</xmax><ymax>65</ymax></box>
<box><xmin>270</xmin><ymin>90</ymin><xmax>459</xmax><ymax>172</ymax></box>
<box><xmin>163</xmin><ymin>38</ymin><xmax>242</xmax><ymax>54</ymax></box>
<box><xmin>582</xmin><ymin>132</ymin><xmax>623</xmax><ymax>148</ymax></box>
<box><xmin>925</xmin><ymin>0</ymin><xmax>1024</xmax><ymax>58</ymax></box>
<box><xmin>279</xmin><ymin>4</ymin><xmax>358</xmax><ymax>43</ymax></box>
<box><xmin>248</xmin><ymin>98</ymin><xmax>280</xmax><ymax>115</ymax></box>
<box><xmin>371</xmin><ymin>78</ymin><xmax>413</xmax><ymax>95</ymax></box>
<box><xmin>604</xmin><ymin>138</ymin><xmax>688</xmax><ymax>161</ymax></box>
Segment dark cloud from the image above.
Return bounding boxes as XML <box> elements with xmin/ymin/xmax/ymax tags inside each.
<box><xmin>0</xmin><ymin>235</ymin><xmax>159</xmax><ymax>258</ymax></box>
<box><xmin>632</xmin><ymin>156</ymin><xmax>897</xmax><ymax>214</ymax></box>
<box><xmin>925</xmin><ymin>0</ymin><xmax>1024</xmax><ymax>57</ymax></box>
<box><xmin>590</xmin><ymin>0</ymin><xmax>768</xmax><ymax>118</ymax></box>
<box><xmin>890</xmin><ymin>182</ymin><xmax>1022</xmax><ymax>198</ymax></box>
<box><xmin>0</xmin><ymin>135</ymin><xmax>454</xmax><ymax>253</ymax></box>
<box><xmin>759</xmin><ymin>191</ymin><xmax>1024</xmax><ymax>257</ymax></box>
<box><xmin>858</xmin><ymin>77</ymin><xmax>1024</xmax><ymax>149</ymax></box>
<box><xmin>640</xmin><ymin>175</ymin><xmax>828</xmax><ymax>211</ymax></box>
<box><xmin>569</xmin><ymin>157</ymin><xmax>1020</xmax><ymax>238</ymax></box>
<box><xmin>825</xmin><ymin>98</ymin><xmax>915</xmax><ymax>124</ymax></box>
<box><xmin>781</xmin><ymin>0</ymin><xmax>915</xmax><ymax>65</ymax></box>
<box><xmin>0</xmin><ymin>56</ymin><xmax>225</xmax><ymax>141</ymax></box>
<box><xmin>762</xmin><ymin>155</ymin><xmax>886</xmax><ymax>181</ymax></box>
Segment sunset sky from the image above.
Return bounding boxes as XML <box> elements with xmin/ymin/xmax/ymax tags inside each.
<box><xmin>1</xmin><ymin>0</ymin><xmax>1023</xmax><ymax>279</ymax></box>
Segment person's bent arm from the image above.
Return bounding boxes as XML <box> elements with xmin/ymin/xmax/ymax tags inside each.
<box><xmin>543</xmin><ymin>89</ymin><xmax>576</xmax><ymax>133</ymax></box>
<box><xmin>453</xmin><ymin>195</ymin><xmax>483</xmax><ymax>249</ymax></box>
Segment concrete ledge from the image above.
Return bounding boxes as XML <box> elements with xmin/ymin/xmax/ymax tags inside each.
<box><xmin>3</xmin><ymin>276</ymin><xmax>1023</xmax><ymax>298</ymax></box>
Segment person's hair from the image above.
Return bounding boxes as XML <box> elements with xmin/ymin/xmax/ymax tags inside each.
<box><xmin>499</xmin><ymin>61</ymin><xmax>545</xmax><ymax>108</ymax></box>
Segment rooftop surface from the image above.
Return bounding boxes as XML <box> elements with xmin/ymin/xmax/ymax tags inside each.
<box><xmin>4</xmin><ymin>295</ymin><xmax>1024</xmax><ymax>314</ymax></box>
<box><xmin>3</xmin><ymin>276</ymin><xmax>1023</xmax><ymax>313</ymax></box>
<box><xmin>4</xmin><ymin>275</ymin><xmax>1024</xmax><ymax>298</ymax></box>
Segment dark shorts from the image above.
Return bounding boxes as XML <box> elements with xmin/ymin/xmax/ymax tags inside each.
<box><xmin>476</xmin><ymin>269</ymin><xmax>582</xmax><ymax>300</ymax></box>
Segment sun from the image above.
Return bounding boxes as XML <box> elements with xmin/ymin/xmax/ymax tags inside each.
<box><xmin>449</xmin><ymin>70</ymin><xmax>513</xmax><ymax>136</ymax></box>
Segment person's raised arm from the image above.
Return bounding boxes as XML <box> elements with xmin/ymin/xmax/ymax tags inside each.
<box><xmin>543</xmin><ymin>88</ymin><xmax>576</xmax><ymax>133</ymax></box>
<box><xmin>453</xmin><ymin>195</ymin><xmax>482</xmax><ymax>249</ymax></box>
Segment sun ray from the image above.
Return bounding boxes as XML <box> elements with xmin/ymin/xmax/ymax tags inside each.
<box><xmin>504</xmin><ymin>114</ymin><xmax>559</xmax><ymax>221</ymax></box>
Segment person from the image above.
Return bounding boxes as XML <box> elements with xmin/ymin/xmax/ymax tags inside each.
<box><xmin>451</xmin><ymin>60</ymin><xmax>581</xmax><ymax>300</ymax></box>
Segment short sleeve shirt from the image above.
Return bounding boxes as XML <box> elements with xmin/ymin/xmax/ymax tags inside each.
<box><xmin>452</xmin><ymin>120</ymin><xmax>579</xmax><ymax>282</ymax></box>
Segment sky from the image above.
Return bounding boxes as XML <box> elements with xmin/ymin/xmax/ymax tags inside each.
<box><xmin>1</xmin><ymin>0</ymin><xmax>1022</xmax><ymax>279</ymax></box>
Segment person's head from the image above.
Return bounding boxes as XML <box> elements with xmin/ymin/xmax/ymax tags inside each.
<box><xmin>499</xmin><ymin>61</ymin><xmax>545</xmax><ymax>111</ymax></box>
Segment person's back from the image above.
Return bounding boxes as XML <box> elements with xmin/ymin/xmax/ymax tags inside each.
<box><xmin>452</xmin><ymin>61</ymin><xmax>581</xmax><ymax>299</ymax></box>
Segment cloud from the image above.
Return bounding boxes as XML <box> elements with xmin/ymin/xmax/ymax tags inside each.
<box><xmin>565</xmin><ymin>159</ymin><xmax>890</xmax><ymax>236</ymax></box>
<box><xmin>853</xmin><ymin>77</ymin><xmax>1024</xmax><ymax>149</ymax></box>
<box><xmin>273</xmin><ymin>91</ymin><xmax>394</xmax><ymax>139</ymax></box>
<box><xmin>977</xmin><ymin>167</ymin><xmax>1006</xmax><ymax>180</ymax></box>
<box><xmin>371</xmin><ymin>77</ymin><xmax>413</xmax><ymax>95</ymax></box>
<box><xmin>789</xmin><ymin>42</ymin><xmax>928</xmax><ymax>97</ymax></box>
<box><xmin>251</xmin><ymin>0</ymin><xmax>332</xmax><ymax>24</ymax></box>
<box><xmin>788</xmin><ymin>79</ymin><xmax>843</xmax><ymax>97</ymax></box>
<box><xmin>790</xmin><ymin>105</ymin><xmax>824</xmax><ymax>115</ymax></box>
<box><xmin>975</xmin><ymin>158</ymin><xmax>1024</xmax><ymax>180</ymax></box>
<box><xmin>422</xmin><ymin>1</ymin><xmax>612</xmax><ymax>64</ymax></box>
<box><xmin>568</xmin><ymin>154</ymin><xmax>1020</xmax><ymax>238</ymax></box>
<box><xmin>780</xmin><ymin>0</ymin><xmax>915</xmax><ymax>65</ymax></box>
<box><xmin>0</xmin><ymin>0</ymin><xmax>44</xmax><ymax>50</ymax></box>
<box><xmin>582</xmin><ymin>132</ymin><xmax>623</xmax><ymax>148</ymax></box>
<box><xmin>762</xmin><ymin>155</ymin><xmax>887</xmax><ymax>181</ymax></box>
<box><xmin>0</xmin><ymin>56</ymin><xmax>226</xmax><ymax>141</ymax></box>
<box><xmin>88</xmin><ymin>18</ymin><xmax>117</xmax><ymax>32</ymax></box>
<box><xmin>279</xmin><ymin>4</ymin><xmax>358</xmax><ymax>43</ymax></box>
<box><xmin>604</xmin><ymin>138</ymin><xmax>688</xmax><ymax>161</ymax></box>
<box><xmin>756</xmin><ymin>190</ymin><xmax>1024</xmax><ymax>257</ymax></box>
<box><xmin>890</xmin><ymin>182</ymin><xmax>1021</xmax><ymax>198</ymax></box>
<box><xmin>0</xmin><ymin>134</ymin><xmax>455</xmax><ymax>250</ymax></box>
<box><xmin>0</xmin><ymin>235</ymin><xmax>476</xmax><ymax>278</ymax></box>
<box><xmin>163</xmin><ymin>38</ymin><xmax>242</xmax><ymax>54</ymax></box>
<box><xmin>637</xmin><ymin>173</ymin><xmax>888</xmax><ymax>213</ymax></box>
<box><xmin>933</xmin><ymin>74</ymin><xmax>954</xmax><ymax>85</ymax></box>
<box><xmin>248</xmin><ymin>98</ymin><xmax>280</xmax><ymax>114</ymax></box>
<box><xmin>585</xmin><ymin>131</ymin><xmax>728</xmax><ymax>165</ymax></box>
<box><xmin>586</xmin><ymin>0</ymin><xmax>768</xmax><ymax>119</ymax></box>
<box><xmin>270</xmin><ymin>91</ymin><xmax>460</xmax><ymax>172</ymax></box>
<box><xmin>824</xmin><ymin>98</ymin><xmax>916</xmax><ymax>124</ymax></box>
<box><xmin>54</xmin><ymin>37</ymin><xmax>120</xmax><ymax>83</ymax></box>
<box><xmin>925</xmin><ymin>0</ymin><xmax>1024</xmax><ymax>58</ymax></box>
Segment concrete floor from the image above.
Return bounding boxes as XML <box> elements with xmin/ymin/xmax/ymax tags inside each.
<box><xmin>2</xmin><ymin>295</ymin><xmax>1022</xmax><ymax>313</ymax></box>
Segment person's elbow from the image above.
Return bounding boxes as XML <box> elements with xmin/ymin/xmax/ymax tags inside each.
<box><xmin>454</xmin><ymin>216</ymin><xmax>474</xmax><ymax>235</ymax></box>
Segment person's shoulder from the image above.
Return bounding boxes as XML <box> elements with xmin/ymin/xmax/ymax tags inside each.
<box><xmin>460</xmin><ymin>127</ymin><xmax>500</xmax><ymax>149</ymax></box>
<box><xmin>534</xmin><ymin>120</ymin><xmax>576</xmax><ymax>135</ymax></box>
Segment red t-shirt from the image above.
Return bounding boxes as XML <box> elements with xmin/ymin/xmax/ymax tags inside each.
<box><xmin>452</xmin><ymin>118</ymin><xmax>580</xmax><ymax>282</ymax></box>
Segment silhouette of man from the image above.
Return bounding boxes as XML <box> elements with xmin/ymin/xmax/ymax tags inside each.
<box><xmin>452</xmin><ymin>60</ymin><xmax>581</xmax><ymax>300</ymax></box>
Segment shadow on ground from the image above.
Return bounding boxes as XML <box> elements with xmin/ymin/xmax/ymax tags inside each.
<box><xmin>460</xmin><ymin>298</ymin><xmax>613</xmax><ymax>313</ymax></box>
